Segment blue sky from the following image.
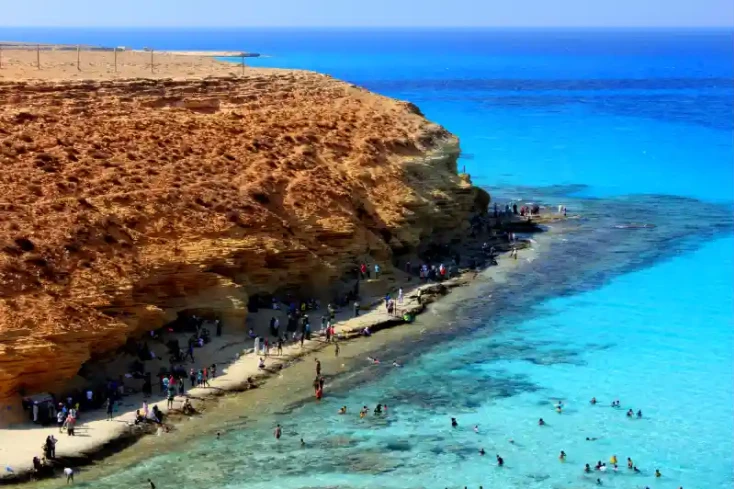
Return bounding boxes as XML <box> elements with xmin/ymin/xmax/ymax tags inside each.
<box><xmin>1</xmin><ymin>0</ymin><xmax>733</xmax><ymax>27</ymax></box>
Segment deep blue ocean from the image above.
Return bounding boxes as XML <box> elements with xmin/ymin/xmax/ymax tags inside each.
<box><xmin>4</xmin><ymin>28</ymin><xmax>732</xmax><ymax>489</ymax></box>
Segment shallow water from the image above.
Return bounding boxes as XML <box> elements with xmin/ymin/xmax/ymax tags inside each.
<box><xmin>4</xmin><ymin>28</ymin><xmax>732</xmax><ymax>488</ymax></box>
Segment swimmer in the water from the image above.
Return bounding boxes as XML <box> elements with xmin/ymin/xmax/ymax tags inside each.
<box><xmin>392</xmin><ymin>361</ymin><xmax>402</xmax><ymax>367</ymax></box>
<box><xmin>627</xmin><ymin>457</ymin><xmax>633</xmax><ymax>469</ymax></box>
<box><xmin>655</xmin><ymin>469</ymin><xmax>661</xmax><ymax>478</ymax></box>
<box><xmin>374</xmin><ymin>404</ymin><xmax>383</xmax><ymax>415</ymax></box>
<box><xmin>538</xmin><ymin>418</ymin><xmax>546</xmax><ymax>426</ymax></box>
<box><xmin>610</xmin><ymin>455</ymin><xmax>617</xmax><ymax>465</ymax></box>
<box><xmin>590</xmin><ymin>397</ymin><xmax>597</xmax><ymax>405</ymax></box>
<box><xmin>300</xmin><ymin>438</ymin><xmax>305</xmax><ymax>447</ymax></box>
<box><xmin>586</xmin><ymin>437</ymin><xmax>598</xmax><ymax>441</ymax></box>
<box><xmin>367</xmin><ymin>356</ymin><xmax>380</xmax><ymax>364</ymax></box>
<box><xmin>637</xmin><ymin>409</ymin><xmax>643</xmax><ymax>418</ymax></box>
<box><xmin>216</xmin><ymin>432</ymin><xmax>221</xmax><ymax>440</ymax></box>
<box><xmin>596</xmin><ymin>478</ymin><xmax>602</xmax><ymax>485</ymax></box>
<box><xmin>451</xmin><ymin>417</ymin><xmax>458</xmax><ymax>428</ymax></box>
<box><xmin>584</xmin><ymin>464</ymin><xmax>591</xmax><ymax>473</ymax></box>
<box><xmin>360</xmin><ymin>406</ymin><xmax>368</xmax><ymax>418</ymax></box>
<box><xmin>627</xmin><ymin>409</ymin><xmax>634</xmax><ymax>417</ymax></box>
<box><xmin>479</xmin><ymin>448</ymin><xmax>486</xmax><ymax>456</ymax></box>
<box><xmin>559</xmin><ymin>450</ymin><xmax>566</xmax><ymax>461</ymax></box>
<box><xmin>508</xmin><ymin>439</ymin><xmax>515</xmax><ymax>444</ymax></box>
<box><xmin>556</xmin><ymin>405</ymin><xmax>562</xmax><ymax>414</ymax></box>
<box><xmin>473</xmin><ymin>425</ymin><xmax>479</xmax><ymax>433</ymax></box>
<box><xmin>338</xmin><ymin>406</ymin><xmax>347</xmax><ymax>415</ymax></box>
<box><xmin>613</xmin><ymin>464</ymin><xmax>618</xmax><ymax>472</ymax></box>
<box><xmin>633</xmin><ymin>466</ymin><xmax>641</xmax><ymax>473</ymax></box>
<box><xmin>496</xmin><ymin>455</ymin><xmax>504</xmax><ymax>467</ymax></box>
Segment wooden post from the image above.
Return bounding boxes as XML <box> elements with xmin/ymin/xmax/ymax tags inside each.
<box><xmin>113</xmin><ymin>47</ymin><xmax>117</xmax><ymax>73</ymax></box>
<box><xmin>76</xmin><ymin>45</ymin><xmax>80</xmax><ymax>71</ymax></box>
<box><xmin>36</xmin><ymin>44</ymin><xmax>40</xmax><ymax>70</ymax></box>
<box><xmin>150</xmin><ymin>49</ymin><xmax>154</xmax><ymax>74</ymax></box>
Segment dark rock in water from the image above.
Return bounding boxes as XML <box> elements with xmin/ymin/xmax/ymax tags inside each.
<box><xmin>429</xmin><ymin>445</ymin><xmax>445</xmax><ymax>455</ymax></box>
<box><xmin>384</xmin><ymin>440</ymin><xmax>412</xmax><ymax>452</ymax></box>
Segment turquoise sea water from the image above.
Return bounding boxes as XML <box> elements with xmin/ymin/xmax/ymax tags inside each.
<box><xmin>3</xmin><ymin>28</ymin><xmax>732</xmax><ymax>488</ymax></box>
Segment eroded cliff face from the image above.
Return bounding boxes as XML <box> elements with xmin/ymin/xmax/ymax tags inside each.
<box><xmin>0</xmin><ymin>71</ymin><xmax>487</xmax><ymax>418</ymax></box>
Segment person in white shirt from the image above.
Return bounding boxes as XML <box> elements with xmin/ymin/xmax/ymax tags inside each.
<box><xmin>63</xmin><ymin>467</ymin><xmax>74</xmax><ymax>483</ymax></box>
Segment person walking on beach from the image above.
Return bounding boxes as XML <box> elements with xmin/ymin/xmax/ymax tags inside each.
<box><xmin>57</xmin><ymin>408</ymin><xmax>65</xmax><ymax>432</ymax></box>
<box><xmin>106</xmin><ymin>397</ymin><xmax>114</xmax><ymax>420</ymax></box>
<box><xmin>167</xmin><ymin>388</ymin><xmax>175</xmax><ymax>409</ymax></box>
<box><xmin>398</xmin><ymin>288</ymin><xmax>403</xmax><ymax>304</ymax></box>
<box><xmin>274</xmin><ymin>424</ymin><xmax>282</xmax><ymax>440</ymax></box>
<box><xmin>202</xmin><ymin>368</ymin><xmax>210</xmax><ymax>387</ymax></box>
<box><xmin>315</xmin><ymin>358</ymin><xmax>321</xmax><ymax>376</ymax></box>
<box><xmin>277</xmin><ymin>337</ymin><xmax>283</xmax><ymax>356</ymax></box>
<box><xmin>353</xmin><ymin>301</ymin><xmax>360</xmax><ymax>318</ymax></box>
<box><xmin>335</xmin><ymin>341</ymin><xmax>340</xmax><ymax>357</ymax></box>
<box><xmin>65</xmin><ymin>414</ymin><xmax>76</xmax><ymax>436</ymax></box>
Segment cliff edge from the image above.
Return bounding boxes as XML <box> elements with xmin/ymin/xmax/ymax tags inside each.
<box><xmin>0</xmin><ymin>70</ymin><xmax>488</xmax><ymax>419</ymax></box>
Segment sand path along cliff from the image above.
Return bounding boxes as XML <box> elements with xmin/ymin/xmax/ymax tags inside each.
<box><xmin>0</xmin><ymin>51</ymin><xmax>488</xmax><ymax>422</ymax></box>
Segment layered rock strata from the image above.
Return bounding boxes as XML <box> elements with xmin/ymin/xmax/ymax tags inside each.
<box><xmin>0</xmin><ymin>71</ymin><xmax>487</xmax><ymax>421</ymax></box>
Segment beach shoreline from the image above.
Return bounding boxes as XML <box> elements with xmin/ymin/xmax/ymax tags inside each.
<box><xmin>0</xmin><ymin>220</ymin><xmax>557</xmax><ymax>485</ymax></box>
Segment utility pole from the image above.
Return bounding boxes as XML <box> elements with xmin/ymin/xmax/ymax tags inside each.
<box><xmin>76</xmin><ymin>45</ymin><xmax>80</xmax><ymax>71</ymax></box>
<box><xmin>36</xmin><ymin>44</ymin><xmax>40</xmax><ymax>70</ymax></box>
<box><xmin>150</xmin><ymin>49</ymin><xmax>154</xmax><ymax>75</ymax></box>
<box><xmin>113</xmin><ymin>47</ymin><xmax>117</xmax><ymax>73</ymax></box>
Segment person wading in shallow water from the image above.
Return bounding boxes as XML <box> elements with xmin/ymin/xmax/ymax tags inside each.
<box><xmin>147</xmin><ymin>479</ymin><xmax>156</xmax><ymax>489</ymax></box>
<box><xmin>274</xmin><ymin>424</ymin><xmax>282</xmax><ymax>440</ymax></box>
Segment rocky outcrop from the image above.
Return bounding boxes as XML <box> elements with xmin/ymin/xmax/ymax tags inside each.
<box><xmin>0</xmin><ymin>71</ymin><xmax>487</xmax><ymax>421</ymax></box>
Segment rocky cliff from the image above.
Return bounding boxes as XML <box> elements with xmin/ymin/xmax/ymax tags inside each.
<box><xmin>0</xmin><ymin>71</ymin><xmax>487</xmax><ymax>419</ymax></box>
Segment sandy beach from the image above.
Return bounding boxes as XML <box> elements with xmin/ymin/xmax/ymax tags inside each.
<box><xmin>0</xmin><ymin>231</ymin><xmax>547</xmax><ymax>484</ymax></box>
